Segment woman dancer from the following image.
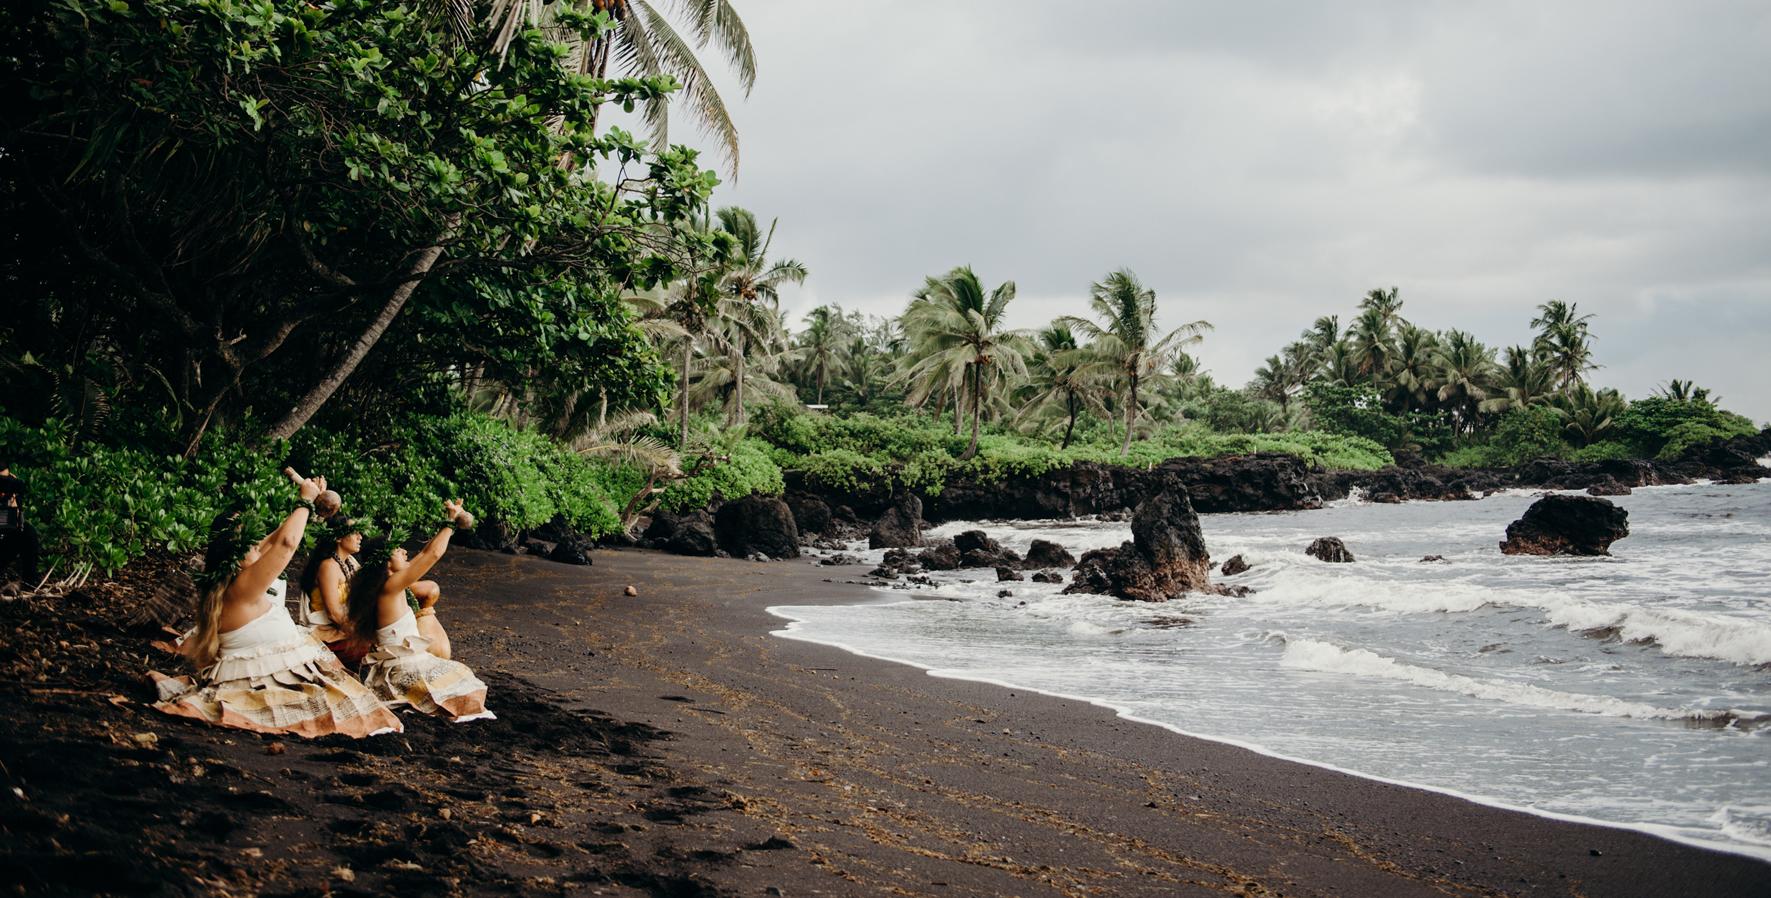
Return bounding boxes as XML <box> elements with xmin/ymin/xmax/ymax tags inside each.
<box><xmin>152</xmin><ymin>474</ymin><xmax>401</xmax><ymax>738</ymax></box>
<box><xmin>350</xmin><ymin>500</ymin><xmax>492</xmax><ymax>721</ymax></box>
<box><xmin>297</xmin><ymin>517</ymin><xmax>371</xmax><ymax>667</ymax></box>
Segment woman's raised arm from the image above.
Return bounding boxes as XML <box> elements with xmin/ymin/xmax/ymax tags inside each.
<box><xmin>387</xmin><ymin>500</ymin><xmax>472</xmax><ymax>593</ymax></box>
<box><xmin>229</xmin><ymin>472</ymin><xmax>325</xmax><ymax>603</ymax></box>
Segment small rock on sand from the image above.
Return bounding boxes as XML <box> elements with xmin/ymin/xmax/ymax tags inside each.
<box><xmin>624</xmin><ymin>585</ymin><xmax>639</xmax><ymax>597</ymax></box>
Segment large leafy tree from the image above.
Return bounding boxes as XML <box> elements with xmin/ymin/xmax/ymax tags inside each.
<box><xmin>900</xmin><ymin>266</ymin><xmax>1030</xmax><ymax>460</ymax></box>
<box><xmin>1060</xmin><ymin>269</ymin><xmax>1212</xmax><ymax>456</ymax></box>
<box><xmin>2</xmin><ymin>0</ymin><xmax>718</xmax><ymax>452</ymax></box>
<box><xmin>487</xmin><ymin>0</ymin><xmax>756</xmax><ymax>175</ymax></box>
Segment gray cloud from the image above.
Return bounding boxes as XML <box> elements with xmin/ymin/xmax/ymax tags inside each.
<box><xmin>635</xmin><ymin>0</ymin><xmax>1771</xmax><ymax>422</ymax></box>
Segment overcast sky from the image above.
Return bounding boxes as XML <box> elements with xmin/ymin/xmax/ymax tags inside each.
<box><xmin>633</xmin><ymin>0</ymin><xmax>1771</xmax><ymax>422</ymax></box>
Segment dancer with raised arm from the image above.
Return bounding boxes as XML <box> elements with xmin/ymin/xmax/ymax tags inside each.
<box><xmin>350</xmin><ymin>500</ymin><xmax>493</xmax><ymax>721</ymax></box>
<box><xmin>152</xmin><ymin>472</ymin><xmax>401</xmax><ymax>738</ymax></box>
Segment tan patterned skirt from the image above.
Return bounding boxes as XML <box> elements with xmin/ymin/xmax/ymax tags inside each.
<box><xmin>360</xmin><ymin>611</ymin><xmax>493</xmax><ymax>722</ymax></box>
<box><xmin>151</xmin><ymin>611</ymin><xmax>402</xmax><ymax>738</ymax></box>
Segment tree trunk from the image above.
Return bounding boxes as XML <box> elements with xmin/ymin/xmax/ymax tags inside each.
<box><xmin>960</xmin><ymin>386</ymin><xmax>982</xmax><ymax>461</ymax></box>
<box><xmin>732</xmin><ymin>344</ymin><xmax>745</xmax><ymax>426</ymax></box>
<box><xmin>1120</xmin><ymin>375</ymin><xmax>1138</xmax><ymax>457</ymax></box>
<box><xmin>263</xmin><ymin>225</ymin><xmax>455</xmax><ymax>442</ymax></box>
<box><xmin>678</xmin><ymin>337</ymin><xmax>693</xmax><ymax>447</ymax></box>
<box><xmin>815</xmin><ymin>369</ymin><xmax>825</xmax><ymax>405</ymax></box>
<box><xmin>1061</xmin><ymin>391</ymin><xmax>1077</xmax><ymax>450</ymax></box>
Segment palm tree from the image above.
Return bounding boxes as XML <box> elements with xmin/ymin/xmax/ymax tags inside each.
<box><xmin>1531</xmin><ymin>300</ymin><xmax>1598</xmax><ymax>389</ymax></box>
<box><xmin>1059</xmin><ymin>268</ymin><xmax>1212</xmax><ymax>456</ymax></box>
<box><xmin>899</xmin><ymin>266</ymin><xmax>1031</xmax><ymax>459</ymax></box>
<box><xmin>690</xmin><ymin>297</ymin><xmax>796</xmax><ymax>424</ymax></box>
<box><xmin>1017</xmin><ymin>324</ymin><xmax>1104</xmax><ymax>449</ymax></box>
<box><xmin>1554</xmin><ymin>385</ymin><xmax>1628</xmax><ymax>447</ymax></box>
<box><xmin>1348</xmin><ymin>305</ymin><xmax>1396</xmax><ymax>384</ymax></box>
<box><xmin>1483</xmin><ymin>345</ymin><xmax>1558</xmax><ymax>414</ymax></box>
<box><xmin>715</xmin><ymin>207</ymin><xmax>807</xmax><ymax>305</ymax></box>
<box><xmin>1432</xmin><ymin>329</ymin><xmax>1498</xmax><ymax>432</ymax></box>
<box><xmin>1385</xmin><ymin>324</ymin><xmax>1439</xmax><ymax>412</ymax></box>
<box><xmin>794</xmin><ymin>305</ymin><xmax>853</xmax><ymax>405</ymax></box>
<box><xmin>1655</xmin><ymin>379</ymin><xmax>1715</xmax><ymax>404</ymax></box>
<box><xmin>483</xmin><ymin>0</ymin><xmax>756</xmax><ymax>175</ymax></box>
<box><xmin>1360</xmin><ymin>286</ymin><xmax>1405</xmax><ymax>328</ymax></box>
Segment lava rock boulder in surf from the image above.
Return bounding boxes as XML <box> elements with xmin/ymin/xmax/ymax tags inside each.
<box><xmin>1499</xmin><ymin>494</ymin><xmax>1630</xmax><ymax>556</ymax></box>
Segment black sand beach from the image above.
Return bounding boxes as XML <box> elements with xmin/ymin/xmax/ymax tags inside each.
<box><xmin>5</xmin><ymin>548</ymin><xmax>1769</xmax><ymax>897</ymax></box>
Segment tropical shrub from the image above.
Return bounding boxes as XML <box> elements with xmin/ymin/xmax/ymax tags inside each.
<box><xmin>1612</xmin><ymin>397</ymin><xmax>1757</xmax><ymax>459</ymax></box>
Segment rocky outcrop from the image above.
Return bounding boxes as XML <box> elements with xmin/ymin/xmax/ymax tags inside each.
<box><xmin>869</xmin><ymin>493</ymin><xmax>924</xmax><ymax>549</ymax></box>
<box><xmin>1305</xmin><ymin>537</ymin><xmax>1355</xmax><ymax>563</ymax></box>
<box><xmin>456</xmin><ymin>519</ymin><xmax>520</xmax><ymax>553</ymax></box>
<box><xmin>1499</xmin><ymin>495</ymin><xmax>1630</xmax><ymax>556</ymax></box>
<box><xmin>1219</xmin><ymin>554</ymin><xmax>1250</xmax><ymax>576</ymax></box>
<box><xmin>1585</xmin><ymin>478</ymin><xmax>1632</xmax><ymax>496</ymax></box>
<box><xmin>714</xmin><ymin>495</ymin><xmax>800</xmax><ymax>560</ymax></box>
<box><xmin>1062</xmin><ymin>478</ymin><xmax>1214</xmax><ymax>602</ymax></box>
<box><xmin>783</xmin><ymin>490</ymin><xmax>833</xmax><ymax>537</ymax></box>
<box><xmin>915</xmin><ymin>541</ymin><xmax>961</xmax><ymax>571</ymax></box>
<box><xmin>644</xmin><ymin>510</ymin><xmax>718</xmax><ymax>557</ymax></box>
<box><xmin>1024</xmin><ymin>539</ymin><xmax>1075</xmax><ymax>569</ymax></box>
<box><xmin>953</xmin><ymin>530</ymin><xmax>1022</xmax><ymax>568</ymax></box>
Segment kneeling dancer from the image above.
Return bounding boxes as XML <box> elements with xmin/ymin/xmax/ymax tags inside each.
<box><xmin>152</xmin><ymin>474</ymin><xmax>402</xmax><ymax>738</ymax></box>
<box><xmin>350</xmin><ymin>500</ymin><xmax>493</xmax><ymax>722</ymax></box>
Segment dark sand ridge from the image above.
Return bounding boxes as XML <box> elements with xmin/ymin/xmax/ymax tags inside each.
<box><xmin>4</xmin><ymin>548</ymin><xmax>1769</xmax><ymax>897</ymax></box>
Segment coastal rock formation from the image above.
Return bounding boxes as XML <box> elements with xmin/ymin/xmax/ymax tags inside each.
<box><xmin>1024</xmin><ymin>539</ymin><xmax>1075</xmax><ymax>569</ymax></box>
<box><xmin>1500</xmin><ymin>495</ymin><xmax>1630</xmax><ymax>556</ymax></box>
<box><xmin>1030</xmin><ymin>570</ymin><xmax>1064</xmax><ymax>584</ymax></box>
<box><xmin>547</xmin><ymin>535</ymin><xmax>595</xmax><ymax>566</ymax></box>
<box><xmin>1220</xmin><ymin>554</ymin><xmax>1250</xmax><ymax>576</ymax></box>
<box><xmin>915</xmin><ymin>541</ymin><xmax>961</xmax><ymax>571</ymax></box>
<box><xmin>918</xmin><ymin>453</ymin><xmax>1325</xmax><ymax>522</ymax></box>
<box><xmin>1586</xmin><ymin>479</ymin><xmax>1633</xmax><ymax>497</ymax></box>
<box><xmin>996</xmin><ymin>567</ymin><xmax>1023</xmax><ymax>582</ymax></box>
<box><xmin>953</xmin><ymin>530</ymin><xmax>1023</xmax><ymax>568</ymax></box>
<box><xmin>715</xmin><ymin>495</ymin><xmax>801</xmax><ymax>560</ymax></box>
<box><xmin>1062</xmin><ymin>478</ymin><xmax>1213</xmax><ymax>602</ymax></box>
<box><xmin>869</xmin><ymin>493</ymin><xmax>924</xmax><ymax>549</ymax></box>
<box><xmin>645</xmin><ymin>510</ymin><xmax>718</xmax><ymax>557</ymax></box>
<box><xmin>1306</xmin><ymin>538</ymin><xmax>1355</xmax><ymax>563</ymax></box>
<box><xmin>784</xmin><ymin>491</ymin><xmax>833</xmax><ymax>537</ymax></box>
<box><xmin>457</xmin><ymin>519</ymin><xmax>520</xmax><ymax>553</ymax></box>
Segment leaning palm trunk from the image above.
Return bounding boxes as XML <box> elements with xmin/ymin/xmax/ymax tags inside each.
<box><xmin>265</xmin><ymin>216</ymin><xmax>460</xmax><ymax>441</ymax></box>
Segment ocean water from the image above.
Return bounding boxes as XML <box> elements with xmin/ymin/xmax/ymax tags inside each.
<box><xmin>768</xmin><ymin>477</ymin><xmax>1771</xmax><ymax>861</ymax></box>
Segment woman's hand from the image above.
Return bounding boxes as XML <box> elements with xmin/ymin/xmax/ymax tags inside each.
<box><xmin>443</xmin><ymin>498</ymin><xmax>472</xmax><ymax>527</ymax></box>
<box><xmin>285</xmin><ymin>467</ymin><xmax>327</xmax><ymax>503</ymax></box>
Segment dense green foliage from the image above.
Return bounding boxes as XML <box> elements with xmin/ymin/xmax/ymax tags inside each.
<box><xmin>1</xmin><ymin>410</ymin><xmax>630</xmax><ymax>575</ymax></box>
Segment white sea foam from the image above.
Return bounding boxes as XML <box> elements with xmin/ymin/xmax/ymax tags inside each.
<box><xmin>1541</xmin><ymin>601</ymin><xmax>1771</xmax><ymax>668</ymax></box>
<box><xmin>1276</xmin><ymin>636</ymin><xmax>1758</xmax><ymax>724</ymax></box>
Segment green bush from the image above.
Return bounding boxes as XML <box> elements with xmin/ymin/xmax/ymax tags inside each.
<box><xmin>1567</xmin><ymin>440</ymin><xmax>1634</xmax><ymax>462</ymax></box>
<box><xmin>659</xmin><ymin>438</ymin><xmax>784</xmax><ymax>511</ymax></box>
<box><xmin>1303</xmin><ymin>382</ymin><xmax>1408</xmax><ymax>450</ymax></box>
<box><xmin>1483</xmin><ymin>407</ymin><xmax>1569</xmax><ymax>466</ymax></box>
<box><xmin>1613</xmin><ymin>397</ymin><xmax>1757</xmax><ymax>459</ymax></box>
<box><xmin>3</xmin><ymin>408</ymin><xmax>636</xmax><ymax>575</ymax></box>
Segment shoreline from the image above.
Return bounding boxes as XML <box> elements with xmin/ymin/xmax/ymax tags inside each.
<box><xmin>5</xmin><ymin>547</ymin><xmax>1769</xmax><ymax>896</ymax></box>
<box><xmin>767</xmin><ymin>599</ymin><xmax>1771</xmax><ymax>866</ymax></box>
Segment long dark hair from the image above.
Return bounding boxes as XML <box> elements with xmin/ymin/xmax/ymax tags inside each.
<box><xmin>299</xmin><ymin>518</ymin><xmax>359</xmax><ymax>595</ymax></box>
<box><xmin>347</xmin><ymin>536</ymin><xmax>393</xmax><ymax>639</ymax></box>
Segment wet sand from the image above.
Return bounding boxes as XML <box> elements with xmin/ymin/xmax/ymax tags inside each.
<box><xmin>4</xmin><ymin>548</ymin><xmax>1769</xmax><ymax>896</ymax></box>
